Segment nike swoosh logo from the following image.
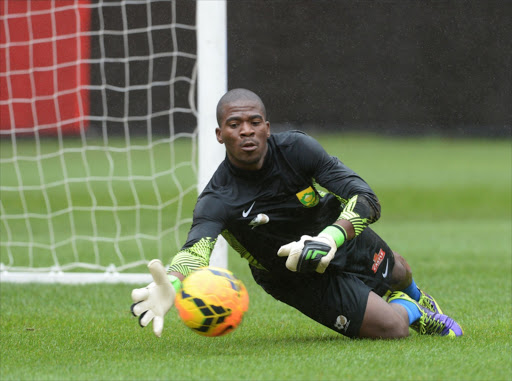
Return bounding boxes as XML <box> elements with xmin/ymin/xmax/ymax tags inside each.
<box><xmin>242</xmin><ymin>201</ymin><xmax>256</xmax><ymax>218</ymax></box>
<box><xmin>382</xmin><ymin>259</ymin><xmax>389</xmax><ymax>278</ymax></box>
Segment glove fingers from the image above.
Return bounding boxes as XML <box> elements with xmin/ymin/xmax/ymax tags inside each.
<box><xmin>131</xmin><ymin>286</ymin><xmax>150</xmax><ymax>303</ymax></box>
<box><xmin>130</xmin><ymin>302</ymin><xmax>141</xmax><ymax>317</ymax></box>
<box><xmin>285</xmin><ymin>256</ymin><xmax>298</xmax><ymax>272</ymax></box>
<box><xmin>278</xmin><ymin>235</ymin><xmax>313</xmax><ymax>257</ymax></box>
<box><xmin>316</xmin><ymin>250</ymin><xmax>335</xmax><ymax>274</ymax></box>
<box><xmin>277</xmin><ymin>242</ymin><xmax>294</xmax><ymax>257</ymax></box>
<box><xmin>148</xmin><ymin>259</ymin><xmax>169</xmax><ymax>286</ymax></box>
<box><xmin>131</xmin><ymin>300</ymin><xmax>151</xmax><ymax>316</ymax></box>
<box><xmin>139</xmin><ymin>309</ymin><xmax>155</xmax><ymax>327</ymax></box>
<box><xmin>315</xmin><ymin>262</ymin><xmax>327</xmax><ymax>274</ymax></box>
<box><xmin>152</xmin><ymin>316</ymin><xmax>164</xmax><ymax>338</ymax></box>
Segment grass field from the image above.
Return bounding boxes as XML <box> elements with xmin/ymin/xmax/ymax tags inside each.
<box><xmin>1</xmin><ymin>134</ymin><xmax>511</xmax><ymax>380</ymax></box>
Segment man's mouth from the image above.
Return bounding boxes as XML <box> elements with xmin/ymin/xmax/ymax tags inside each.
<box><xmin>241</xmin><ymin>140</ymin><xmax>258</xmax><ymax>151</ymax></box>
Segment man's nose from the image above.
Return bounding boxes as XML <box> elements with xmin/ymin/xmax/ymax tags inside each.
<box><xmin>239</xmin><ymin>122</ymin><xmax>254</xmax><ymax>136</ymax></box>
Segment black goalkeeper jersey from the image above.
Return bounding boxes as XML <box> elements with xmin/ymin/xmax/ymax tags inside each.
<box><xmin>169</xmin><ymin>130</ymin><xmax>381</xmax><ymax>275</ymax></box>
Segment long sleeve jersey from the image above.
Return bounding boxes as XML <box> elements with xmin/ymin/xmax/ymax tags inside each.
<box><xmin>169</xmin><ymin>130</ymin><xmax>381</xmax><ymax>276</ymax></box>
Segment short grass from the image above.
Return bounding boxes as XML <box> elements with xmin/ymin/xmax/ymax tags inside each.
<box><xmin>1</xmin><ymin>134</ymin><xmax>511</xmax><ymax>380</ymax></box>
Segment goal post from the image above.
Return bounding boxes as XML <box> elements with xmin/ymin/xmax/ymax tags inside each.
<box><xmin>0</xmin><ymin>0</ymin><xmax>227</xmax><ymax>284</ymax></box>
<box><xmin>196</xmin><ymin>0</ymin><xmax>228</xmax><ymax>269</ymax></box>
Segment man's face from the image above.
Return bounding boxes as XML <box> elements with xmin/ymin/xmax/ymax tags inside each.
<box><xmin>216</xmin><ymin>99</ymin><xmax>270</xmax><ymax>170</ymax></box>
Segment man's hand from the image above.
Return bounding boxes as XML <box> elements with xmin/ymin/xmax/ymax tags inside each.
<box><xmin>130</xmin><ymin>259</ymin><xmax>175</xmax><ymax>337</ymax></box>
<box><xmin>277</xmin><ymin>233</ymin><xmax>337</xmax><ymax>274</ymax></box>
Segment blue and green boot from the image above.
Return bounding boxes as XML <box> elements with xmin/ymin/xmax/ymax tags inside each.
<box><xmin>387</xmin><ymin>291</ymin><xmax>463</xmax><ymax>337</ymax></box>
<box><xmin>418</xmin><ymin>288</ymin><xmax>444</xmax><ymax>315</ymax></box>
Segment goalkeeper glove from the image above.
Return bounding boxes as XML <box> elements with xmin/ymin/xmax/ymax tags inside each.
<box><xmin>130</xmin><ymin>259</ymin><xmax>180</xmax><ymax>337</ymax></box>
<box><xmin>277</xmin><ymin>224</ymin><xmax>346</xmax><ymax>273</ymax></box>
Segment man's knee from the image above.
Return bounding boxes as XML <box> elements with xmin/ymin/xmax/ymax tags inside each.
<box><xmin>391</xmin><ymin>251</ymin><xmax>412</xmax><ymax>290</ymax></box>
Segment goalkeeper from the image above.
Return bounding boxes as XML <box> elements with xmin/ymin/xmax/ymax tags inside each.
<box><xmin>131</xmin><ymin>88</ymin><xmax>463</xmax><ymax>339</ymax></box>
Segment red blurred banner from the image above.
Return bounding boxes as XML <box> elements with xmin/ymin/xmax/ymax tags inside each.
<box><xmin>0</xmin><ymin>0</ymin><xmax>90</xmax><ymax>135</ymax></box>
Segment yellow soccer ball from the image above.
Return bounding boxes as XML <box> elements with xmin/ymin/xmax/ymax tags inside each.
<box><xmin>174</xmin><ymin>267</ymin><xmax>249</xmax><ymax>337</ymax></box>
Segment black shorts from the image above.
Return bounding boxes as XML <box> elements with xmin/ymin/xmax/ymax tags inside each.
<box><xmin>251</xmin><ymin>227</ymin><xmax>394</xmax><ymax>338</ymax></box>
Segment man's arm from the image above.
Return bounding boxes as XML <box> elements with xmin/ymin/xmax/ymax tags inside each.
<box><xmin>167</xmin><ymin>236</ymin><xmax>218</xmax><ymax>277</ymax></box>
<box><xmin>131</xmin><ymin>194</ymin><xmax>225</xmax><ymax>336</ymax></box>
<box><xmin>331</xmin><ymin>218</ymin><xmax>355</xmax><ymax>240</ymax></box>
<box><xmin>130</xmin><ymin>238</ymin><xmax>220</xmax><ymax>337</ymax></box>
<box><xmin>278</xmin><ymin>132</ymin><xmax>381</xmax><ymax>273</ymax></box>
<box><xmin>331</xmin><ymin>193</ymin><xmax>379</xmax><ymax>239</ymax></box>
<box><xmin>168</xmin><ymin>271</ymin><xmax>185</xmax><ymax>282</ymax></box>
<box><xmin>295</xmin><ymin>132</ymin><xmax>381</xmax><ymax>236</ymax></box>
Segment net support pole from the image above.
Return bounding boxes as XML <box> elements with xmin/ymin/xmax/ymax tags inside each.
<box><xmin>196</xmin><ymin>0</ymin><xmax>228</xmax><ymax>268</ymax></box>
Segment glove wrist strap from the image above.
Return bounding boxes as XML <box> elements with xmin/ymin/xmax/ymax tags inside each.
<box><xmin>321</xmin><ymin>224</ymin><xmax>347</xmax><ymax>247</ymax></box>
<box><xmin>168</xmin><ymin>274</ymin><xmax>182</xmax><ymax>292</ymax></box>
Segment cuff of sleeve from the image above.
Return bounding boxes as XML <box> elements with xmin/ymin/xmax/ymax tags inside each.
<box><xmin>168</xmin><ymin>274</ymin><xmax>182</xmax><ymax>292</ymax></box>
<box><xmin>321</xmin><ymin>224</ymin><xmax>347</xmax><ymax>247</ymax></box>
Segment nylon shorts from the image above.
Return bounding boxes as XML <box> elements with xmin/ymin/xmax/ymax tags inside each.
<box><xmin>250</xmin><ymin>227</ymin><xmax>395</xmax><ymax>338</ymax></box>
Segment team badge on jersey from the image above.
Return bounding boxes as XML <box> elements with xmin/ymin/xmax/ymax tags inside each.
<box><xmin>334</xmin><ymin>315</ymin><xmax>350</xmax><ymax>332</ymax></box>
<box><xmin>296</xmin><ymin>186</ymin><xmax>319</xmax><ymax>207</ymax></box>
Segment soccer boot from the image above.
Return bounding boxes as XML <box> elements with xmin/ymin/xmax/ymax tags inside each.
<box><xmin>387</xmin><ymin>291</ymin><xmax>463</xmax><ymax>337</ymax></box>
<box><xmin>418</xmin><ymin>288</ymin><xmax>444</xmax><ymax>315</ymax></box>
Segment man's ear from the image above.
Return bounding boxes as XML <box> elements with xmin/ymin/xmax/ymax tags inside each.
<box><xmin>266</xmin><ymin>121</ymin><xmax>271</xmax><ymax>137</ymax></box>
<box><xmin>215</xmin><ymin>127</ymin><xmax>223</xmax><ymax>144</ymax></box>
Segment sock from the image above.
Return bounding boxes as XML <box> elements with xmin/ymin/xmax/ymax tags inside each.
<box><xmin>389</xmin><ymin>297</ymin><xmax>422</xmax><ymax>325</ymax></box>
<box><xmin>401</xmin><ymin>278</ymin><xmax>421</xmax><ymax>301</ymax></box>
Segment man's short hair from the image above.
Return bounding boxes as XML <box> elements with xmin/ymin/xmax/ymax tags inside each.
<box><xmin>216</xmin><ymin>89</ymin><xmax>266</xmax><ymax>126</ymax></box>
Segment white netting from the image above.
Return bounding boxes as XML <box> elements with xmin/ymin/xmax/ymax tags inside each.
<box><xmin>0</xmin><ymin>0</ymin><xmax>203</xmax><ymax>282</ymax></box>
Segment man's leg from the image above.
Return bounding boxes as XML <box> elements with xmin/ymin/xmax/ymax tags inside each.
<box><xmin>390</xmin><ymin>251</ymin><xmax>443</xmax><ymax>314</ymax></box>
<box><xmin>358</xmin><ymin>290</ymin><xmax>464</xmax><ymax>338</ymax></box>
<box><xmin>387</xmin><ymin>252</ymin><xmax>463</xmax><ymax>336</ymax></box>
<box><xmin>359</xmin><ymin>291</ymin><xmax>410</xmax><ymax>339</ymax></box>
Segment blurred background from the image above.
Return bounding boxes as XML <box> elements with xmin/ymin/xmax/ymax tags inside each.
<box><xmin>227</xmin><ymin>0</ymin><xmax>511</xmax><ymax>137</ymax></box>
<box><xmin>2</xmin><ymin>0</ymin><xmax>510</xmax><ymax>137</ymax></box>
<box><xmin>83</xmin><ymin>0</ymin><xmax>512</xmax><ymax>137</ymax></box>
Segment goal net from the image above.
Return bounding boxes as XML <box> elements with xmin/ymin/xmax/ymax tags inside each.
<box><xmin>0</xmin><ymin>0</ymin><xmax>227</xmax><ymax>283</ymax></box>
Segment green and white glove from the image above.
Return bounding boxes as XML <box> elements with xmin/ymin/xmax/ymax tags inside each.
<box><xmin>130</xmin><ymin>259</ymin><xmax>179</xmax><ymax>337</ymax></box>
<box><xmin>277</xmin><ymin>225</ymin><xmax>346</xmax><ymax>273</ymax></box>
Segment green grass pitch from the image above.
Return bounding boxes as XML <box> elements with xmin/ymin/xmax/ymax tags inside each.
<box><xmin>1</xmin><ymin>133</ymin><xmax>511</xmax><ymax>380</ymax></box>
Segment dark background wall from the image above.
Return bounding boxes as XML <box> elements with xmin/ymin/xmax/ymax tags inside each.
<box><xmin>88</xmin><ymin>0</ymin><xmax>197</xmax><ymax>137</ymax></box>
<box><xmin>227</xmin><ymin>0</ymin><xmax>511</xmax><ymax>136</ymax></box>
<box><xmin>88</xmin><ymin>0</ymin><xmax>511</xmax><ymax>137</ymax></box>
